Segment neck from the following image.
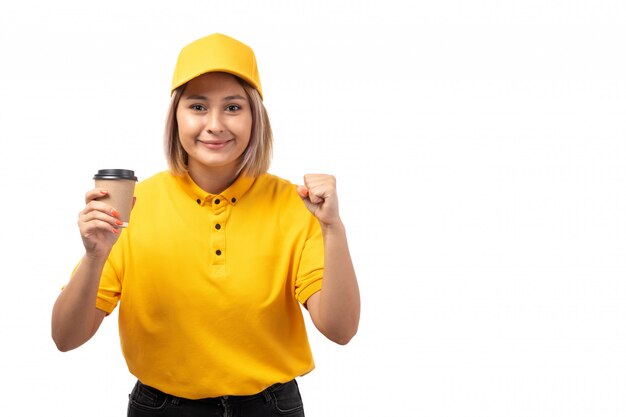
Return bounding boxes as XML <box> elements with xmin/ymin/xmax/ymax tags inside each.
<box><xmin>187</xmin><ymin>161</ymin><xmax>240</xmax><ymax>194</ymax></box>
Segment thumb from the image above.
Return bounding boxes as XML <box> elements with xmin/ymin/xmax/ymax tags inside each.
<box><xmin>296</xmin><ymin>185</ymin><xmax>309</xmax><ymax>199</ymax></box>
<box><xmin>297</xmin><ymin>185</ymin><xmax>317</xmax><ymax>214</ymax></box>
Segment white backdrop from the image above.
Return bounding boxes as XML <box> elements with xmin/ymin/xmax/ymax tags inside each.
<box><xmin>1</xmin><ymin>1</ymin><xmax>625</xmax><ymax>416</ymax></box>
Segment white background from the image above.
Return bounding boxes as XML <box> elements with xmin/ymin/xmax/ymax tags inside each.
<box><xmin>1</xmin><ymin>0</ymin><xmax>625</xmax><ymax>416</ymax></box>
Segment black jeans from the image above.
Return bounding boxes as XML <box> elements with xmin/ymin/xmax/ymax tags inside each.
<box><xmin>127</xmin><ymin>379</ymin><xmax>305</xmax><ymax>417</ymax></box>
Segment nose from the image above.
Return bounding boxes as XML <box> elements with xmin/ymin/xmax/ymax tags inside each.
<box><xmin>206</xmin><ymin>110</ymin><xmax>225</xmax><ymax>134</ymax></box>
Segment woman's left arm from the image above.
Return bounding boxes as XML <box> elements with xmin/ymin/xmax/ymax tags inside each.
<box><xmin>297</xmin><ymin>174</ymin><xmax>361</xmax><ymax>345</ymax></box>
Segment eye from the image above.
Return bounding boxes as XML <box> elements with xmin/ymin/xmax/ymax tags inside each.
<box><xmin>190</xmin><ymin>104</ymin><xmax>206</xmax><ymax>111</ymax></box>
<box><xmin>226</xmin><ymin>104</ymin><xmax>241</xmax><ymax>112</ymax></box>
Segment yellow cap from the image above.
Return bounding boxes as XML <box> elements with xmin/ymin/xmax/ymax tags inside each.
<box><xmin>171</xmin><ymin>33</ymin><xmax>262</xmax><ymax>98</ymax></box>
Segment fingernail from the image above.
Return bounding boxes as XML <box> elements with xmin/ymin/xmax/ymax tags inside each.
<box><xmin>100</xmin><ymin>190</ymin><xmax>108</xmax><ymax>195</ymax></box>
<box><xmin>111</xmin><ymin>209</ymin><xmax>120</xmax><ymax>217</ymax></box>
<box><xmin>112</xmin><ymin>228</ymin><xmax>119</xmax><ymax>234</ymax></box>
<box><xmin>115</xmin><ymin>219</ymin><xmax>123</xmax><ymax>226</ymax></box>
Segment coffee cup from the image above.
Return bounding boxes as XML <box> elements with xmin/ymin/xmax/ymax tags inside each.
<box><xmin>93</xmin><ymin>169</ymin><xmax>138</xmax><ymax>227</ymax></box>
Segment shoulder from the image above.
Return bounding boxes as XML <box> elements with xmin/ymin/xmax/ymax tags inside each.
<box><xmin>251</xmin><ymin>173</ymin><xmax>301</xmax><ymax>205</ymax></box>
<box><xmin>125</xmin><ymin>171</ymin><xmax>178</xmax><ymax>228</ymax></box>
<box><xmin>135</xmin><ymin>171</ymin><xmax>175</xmax><ymax>195</ymax></box>
<box><xmin>250</xmin><ymin>173</ymin><xmax>318</xmax><ymax>226</ymax></box>
<box><xmin>131</xmin><ymin>171</ymin><xmax>183</xmax><ymax>210</ymax></box>
<box><xmin>255</xmin><ymin>173</ymin><xmax>294</xmax><ymax>190</ymax></box>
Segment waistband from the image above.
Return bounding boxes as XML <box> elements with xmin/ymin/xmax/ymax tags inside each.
<box><xmin>134</xmin><ymin>379</ymin><xmax>295</xmax><ymax>404</ymax></box>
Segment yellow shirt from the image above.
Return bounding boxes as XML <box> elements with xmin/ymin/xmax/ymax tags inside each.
<box><xmin>94</xmin><ymin>171</ymin><xmax>324</xmax><ymax>399</ymax></box>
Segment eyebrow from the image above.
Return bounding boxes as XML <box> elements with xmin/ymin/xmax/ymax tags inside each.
<box><xmin>184</xmin><ymin>94</ymin><xmax>247</xmax><ymax>101</ymax></box>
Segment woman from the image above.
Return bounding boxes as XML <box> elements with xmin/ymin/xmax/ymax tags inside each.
<box><xmin>51</xmin><ymin>33</ymin><xmax>360</xmax><ymax>416</ymax></box>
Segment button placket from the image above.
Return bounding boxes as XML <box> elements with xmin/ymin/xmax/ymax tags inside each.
<box><xmin>209</xmin><ymin>197</ymin><xmax>229</xmax><ymax>276</ymax></box>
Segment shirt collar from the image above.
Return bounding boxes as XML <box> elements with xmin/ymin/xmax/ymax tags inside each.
<box><xmin>176</xmin><ymin>172</ymin><xmax>256</xmax><ymax>207</ymax></box>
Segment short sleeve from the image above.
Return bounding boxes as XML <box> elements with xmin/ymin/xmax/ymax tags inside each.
<box><xmin>96</xmin><ymin>245</ymin><xmax>124</xmax><ymax>314</ymax></box>
<box><xmin>64</xmin><ymin>242</ymin><xmax>123</xmax><ymax>315</ymax></box>
<box><xmin>294</xmin><ymin>218</ymin><xmax>324</xmax><ymax>305</ymax></box>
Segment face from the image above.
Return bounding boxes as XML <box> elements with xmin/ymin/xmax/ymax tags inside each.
<box><xmin>176</xmin><ymin>72</ymin><xmax>252</xmax><ymax>179</ymax></box>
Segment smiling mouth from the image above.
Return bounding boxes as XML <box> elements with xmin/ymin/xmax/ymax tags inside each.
<box><xmin>197</xmin><ymin>139</ymin><xmax>233</xmax><ymax>149</ymax></box>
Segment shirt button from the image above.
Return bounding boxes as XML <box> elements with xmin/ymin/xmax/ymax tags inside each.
<box><xmin>231</xmin><ymin>197</ymin><xmax>236</xmax><ymax>203</ymax></box>
<box><xmin>215</xmin><ymin>199</ymin><xmax>221</xmax><ymax>205</ymax></box>
<box><xmin>215</xmin><ymin>224</ymin><xmax>221</xmax><ymax>230</ymax></box>
<box><xmin>196</xmin><ymin>199</ymin><xmax>201</xmax><ymax>204</ymax></box>
<box><xmin>216</xmin><ymin>250</ymin><xmax>222</xmax><ymax>256</ymax></box>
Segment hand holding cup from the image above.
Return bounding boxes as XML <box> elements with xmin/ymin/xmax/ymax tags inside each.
<box><xmin>78</xmin><ymin>169</ymin><xmax>137</xmax><ymax>258</ymax></box>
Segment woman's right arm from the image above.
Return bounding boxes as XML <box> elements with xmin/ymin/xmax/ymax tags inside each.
<box><xmin>51</xmin><ymin>188</ymin><xmax>125</xmax><ymax>352</ymax></box>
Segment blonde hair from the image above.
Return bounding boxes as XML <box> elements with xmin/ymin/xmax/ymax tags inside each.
<box><xmin>164</xmin><ymin>77</ymin><xmax>273</xmax><ymax>178</ymax></box>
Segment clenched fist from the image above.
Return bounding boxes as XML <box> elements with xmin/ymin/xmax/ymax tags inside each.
<box><xmin>297</xmin><ymin>174</ymin><xmax>342</xmax><ymax>229</ymax></box>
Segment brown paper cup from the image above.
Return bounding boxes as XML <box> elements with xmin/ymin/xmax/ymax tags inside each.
<box><xmin>94</xmin><ymin>169</ymin><xmax>137</xmax><ymax>227</ymax></box>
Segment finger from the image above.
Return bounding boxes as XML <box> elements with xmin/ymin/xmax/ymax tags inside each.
<box><xmin>308</xmin><ymin>192</ymin><xmax>324</xmax><ymax>204</ymax></box>
<box><xmin>85</xmin><ymin>188</ymin><xmax>109</xmax><ymax>204</ymax></box>
<box><xmin>80</xmin><ymin>200</ymin><xmax>120</xmax><ymax>218</ymax></box>
<box><xmin>303</xmin><ymin>174</ymin><xmax>335</xmax><ymax>188</ymax></box>
<box><xmin>303</xmin><ymin>175</ymin><xmax>336</xmax><ymax>198</ymax></box>
<box><xmin>299</xmin><ymin>179</ymin><xmax>323</xmax><ymax>202</ymax></box>
<box><xmin>303</xmin><ymin>174</ymin><xmax>324</xmax><ymax>190</ymax></box>
<box><xmin>296</xmin><ymin>185</ymin><xmax>309</xmax><ymax>199</ymax></box>
<box><xmin>79</xmin><ymin>208</ymin><xmax>124</xmax><ymax>228</ymax></box>
<box><xmin>79</xmin><ymin>216</ymin><xmax>122</xmax><ymax>237</ymax></box>
<box><xmin>306</xmin><ymin>182</ymin><xmax>333</xmax><ymax>201</ymax></box>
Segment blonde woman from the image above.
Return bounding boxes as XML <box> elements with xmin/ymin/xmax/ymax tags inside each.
<box><xmin>51</xmin><ymin>33</ymin><xmax>360</xmax><ymax>416</ymax></box>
